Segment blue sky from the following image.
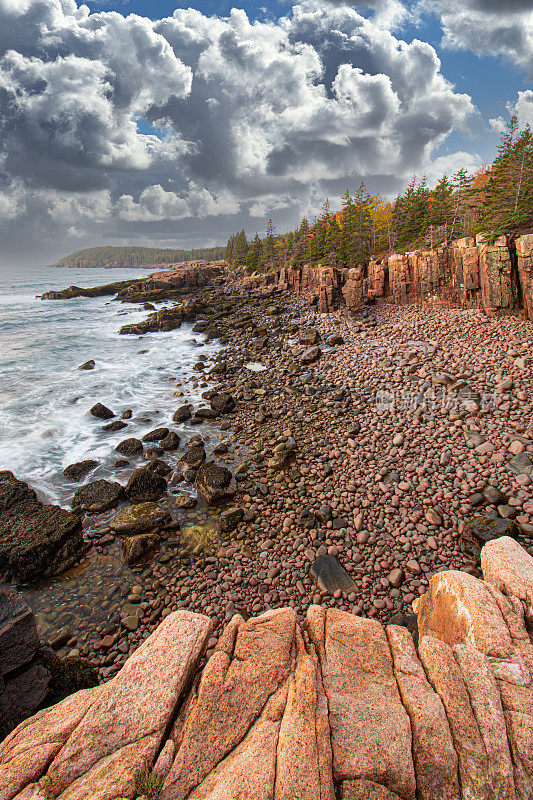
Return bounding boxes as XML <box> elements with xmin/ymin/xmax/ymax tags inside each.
<box><xmin>1</xmin><ymin>0</ymin><xmax>532</xmax><ymax>265</ymax></box>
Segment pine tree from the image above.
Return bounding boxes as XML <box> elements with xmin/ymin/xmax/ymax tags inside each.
<box><xmin>246</xmin><ymin>234</ymin><xmax>263</xmax><ymax>273</ymax></box>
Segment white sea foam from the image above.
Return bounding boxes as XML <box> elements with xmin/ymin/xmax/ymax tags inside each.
<box><xmin>0</xmin><ymin>265</ymin><xmax>218</xmax><ymax>505</ymax></box>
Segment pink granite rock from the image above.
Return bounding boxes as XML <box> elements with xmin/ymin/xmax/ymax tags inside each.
<box><xmin>162</xmin><ymin>608</ymin><xmax>296</xmax><ymax>800</ymax></box>
<box><xmin>386</xmin><ymin>625</ymin><xmax>459</xmax><ymax>800</ymax></box>
<box><xmin>306</xmin><ymin>607</ymin><xmax>415</xmax><ymax>800</ymax></box>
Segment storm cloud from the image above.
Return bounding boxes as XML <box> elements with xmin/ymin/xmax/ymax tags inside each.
<box><xmin>0</xmin><ymin>0</ymin><xmax>478</xmax><ymax>265</ymax></box>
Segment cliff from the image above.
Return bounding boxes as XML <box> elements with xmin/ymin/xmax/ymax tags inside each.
<box><xmin>1</xmin><ymin>535</ymin><xmax>532</xmax><ymax>800</ymax></box>
<box><xmin>244</xmin><ymin>233</ymin><xmax>533</xmax><ymax>318</ymax></box>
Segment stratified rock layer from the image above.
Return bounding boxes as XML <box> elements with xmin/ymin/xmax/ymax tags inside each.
<box><xmin>1</xmin><ymin>536</ymin><xmax>532</xmax><ymax>800</ymax></box>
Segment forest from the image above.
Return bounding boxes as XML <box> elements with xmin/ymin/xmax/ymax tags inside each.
<box><xmin>226</xmin><ymin>117</ymin><xmax>533</xmax><ymax>272</ymax></box>
<box><xmin>52</xmin><ymin>244</ymin><xmax>226</xmax><ymax>269</ymax></box>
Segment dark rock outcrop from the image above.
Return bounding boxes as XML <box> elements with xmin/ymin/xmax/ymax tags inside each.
<box><xmin>72</xmin><ymin>479</ymin><xmax>124</xmax><ymax>512</ymax></box>
<box><xmin>125</xmin><ymin>468</ymin><xmax>167</xmax><ymax>502</ymax></box>
<box><xmin>0</xmin><ymin>472</ymin><xmax>84</xmax><ymax>583</ymax></box>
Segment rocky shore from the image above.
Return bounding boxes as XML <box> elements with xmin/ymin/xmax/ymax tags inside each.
<box><xmin>1</xmin><ymin>264</ymin><xmax>533</xmax><ymax>743</ymax></box>
<box><xmin>1</xmin><ymin>534</ymin><xmax>532</xmax><ymax>799</ymax></box>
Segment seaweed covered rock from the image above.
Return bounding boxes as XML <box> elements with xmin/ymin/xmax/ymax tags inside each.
<box><xmin>125</xmin><ymin>468</ymin><xmax>167</xmax><ymax>502</ymax></box>
<box><xmin>72</xmin><ymin>479</ymin><xmax>124</xmax><ymax>513</ymax></box>
<box><xmin>0</xmin><ymin>472</ymin><xmax>84</xmax><ymax>583</ymax></box>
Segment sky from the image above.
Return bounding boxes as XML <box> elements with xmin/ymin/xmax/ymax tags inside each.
<box><xmin>0</xmin><ymin>0</ymin><xmax>532</xmax><ymax>266</ymax></box>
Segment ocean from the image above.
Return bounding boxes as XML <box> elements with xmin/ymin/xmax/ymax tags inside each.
<box><xmin>0</xmin><ymin>265</ymin><xmax>218</xmax><ymax>506</ymax></box>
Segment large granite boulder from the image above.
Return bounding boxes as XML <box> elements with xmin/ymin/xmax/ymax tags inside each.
<box><xmin>2</xmin><ymin>538</ymin><xmax>533</xmax><ymax>800</ymax></box>
<box><xmin>0</xmin><ymin>472</ymin><xmax>84</xmax><ymax>583</ymax></box>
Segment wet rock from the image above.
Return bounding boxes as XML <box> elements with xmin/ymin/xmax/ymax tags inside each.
<box><xmin>210</xmin><ymin>393</ymin><xmax>235</xmax><ymax>414</ymax></box>
<box><xmin>146</xmin><ymin>459</ymin><xmax>172</xmax><ymax>478</ymax></box>
<box><xmin>172</xmin><ymin>493</ymin><xmax>197</xmax><ymax>509</ymax></box>
<box><xmin>461</xmin><ymin>517</ymin><xmax>520</xmax><ymax>560</ymax></box>
<box><xmin>89</xmin><ymin>403</ymin><xmax>114</xmax><ymax>419</ymax></box>
<box><xmin>38</xmin><ymin>647</ymin><xmax>98</xmax><ymax>704</ymax></box>
<box><xmin>125</xmin><ymin>468</ymin><xmax>167</xmax><ymax>503</ymax></box>
<box><xmin>173</xmin><ymin>405</ymin><xmax>193</xmax><ymax>422</ymax></box>
<box><xmin>219</xmin><ymin>506</ymin><xmax>244</xmax><ymax>534</ymax></box>
<box><xmin>160</xmin><ymin>431</ymin><xmax>180</xmax><ymax>450</ymax></box>
<box><xmin>48</xmin><ymin>627</ymin><xmax>73</xmax><ymax>651</ymax></box>
<box><xmin>195</xmin><ymin>407</ymin><xmax>218</xmax><ymax>419</ymax></box>
<box><xmin>0</xmin><ymin>470</ymin><xmax>36</xmax><ymax>511</ymax></box>
<box><xmin>309</xmin><ymin>555</ymin><xmax>356</xmax><ymax>593</ymax></box>
<box><xmin>178</xmin><ymin>444</ymin><xmax>206</xmax><ymax>471</ymax></box>
<box><xmin>0</xmin><ymin>588</ymin><xmax>40</xmax><ymax>675</ymax></box>
<box><xmin>78</xmin><ymin>360</ymin><xmax>95</xmax><ymax>370</ymax></box>
<box><xmin>122</xmin><ymin>533</ymin><xmax>160</xmax><ymax>565</ymax></box>
<box><xmin>0</xmin><ymin>472</ymin><xmax>84</xmax><ymax>582</ymax></box>
<box><xmin>116</xmin><ymin>438</ymin><xmax>143</xmax><ymax>457</ymax></box>
<box><xmin>62</xmin><ymin>460</ymin><xmax>98</xmax><ymax>482</ymax></box>
<box><xmin>102</xmin><ymin>420</ymin><xmax>128</xmax><ymax>432</ymax></box>
<box><xmin>142</xmin><ymin>427</ymin><xmax>169</xmax><ymax>443</ymax></box>
<box><xmin>73</xmin><ymin>479</ymin><xmax>124</xmax><ymax>512</ymax></box>
<box><xmin>122</xmin><ymin>409</ymin><xmax>133</xmax><ymax>419</ymax></box>
<box><xmin>111</xmin><ymin>502</ymin><xmax>171</xmax><ymax>534</ymax></box>
<box><xmin>194</xmin><ymin>462</ymin><xmax>235</xmax><ymax>504</ymax></box>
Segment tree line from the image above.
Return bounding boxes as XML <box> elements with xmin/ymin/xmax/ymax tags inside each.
<box><xmin>226</xmin><ymin>116</ymin><xmax>533</xmax><ymax>272</ymax></box>
<box><xmin>53</xmin><ymin>244</ymin><xmax>226</xmax><ymax>269</ymax></box>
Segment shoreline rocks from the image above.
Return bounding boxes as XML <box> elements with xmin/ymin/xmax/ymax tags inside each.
<box><xmin>0</xmin><ymin>472</ymin><xmax>84</xmax><ymax>583</ymax></box>
<box><xmin>1</xmin><ymin>537</ymin><xmax>531</xmax><ymax>799</ymax></box>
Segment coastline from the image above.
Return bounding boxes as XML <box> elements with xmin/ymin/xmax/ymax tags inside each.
<box><xmin>4</xmin><ymin>273</ymin><xmax>532</xmax><ymax>686</ymax></box>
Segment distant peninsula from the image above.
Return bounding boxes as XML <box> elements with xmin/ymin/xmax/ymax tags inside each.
<box><xmin>50</xmin><ymin>244</ymin><xmax>226</xmax><ymax>269</ymax></box>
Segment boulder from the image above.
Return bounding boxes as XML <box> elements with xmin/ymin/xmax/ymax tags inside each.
<box><xmin>146</xmin><ymin>458</ymin><xmax>172</xmax><ymax>478</ymax></box>
<box><xmin>309</xmin><ymin>555</ymin><xmax>356</xmax><ymax>593</ymax></box>
<box><xmin>72</xmin><ymin>479</ymin><xmax>124</xmax><ymax>512</ymax></box>
<box><xmin>178</xmin><ymin>444</ymin><xmax>206</xmax><ymax>471</ymax></box>
<box><xmin>160</xmin><ymin>431</ymin><xmax>181</xmax><ymax>450</ymax></box>
<box><xmin>461</xmin><ymin>517</ymin><xmax>520</xmax><ymax>560</ymax></box>
<box><xmin>305</xmin><ymin>607</ymin><xmax>415</xmax><ymax>797</ymax></box>
<box><xmin>0</xmin><ymin>589</ymin><xmax>40</xmax><ymax>676</ymax></box>
<box><xmin>219</xmin><ymin>507</ymin><xmax>244</xmax><ymax>534</ymax></box>
<box><xmin>0</xmin><ymin>470</ymin><xmax>36</xmax><ymax>512</ymax></box>
<box><xmin>115</xmin><ymin>438</ymin><xmax>143</xmax><ymax>457</ymax></box>
<box><xmin>194</xmin><ymin>462</ymin><xmax>235</xmax><ymax>504</ymax></box>
<box><xmin>89</xmin><ymin>403</ymin><xmax>114</xmax><ymax>419</ymax></box>
<box><xmin>386</xmin><ymin>625</ymin><xmax>459</xmax><ymax>800</ymax></box>
<box><xmin>122</xmin><ymin>533</ymin><xmax>160</xmax><ymax>564</ymax></box>
<box><xmin>62</xmin><ymin>461</ymin><xmax>98</xmax><ymax>482</ymax></box>
<box><xmin>125</xmin><ymin>468</ymin><xmax>167</xmax><ymax>503</ymax></box>
<box><xmin>78</xmin><ymin>360</ymin><xmax>95</xmax><ymax>370</ymax></box>
<box><xmin>300</xmin><ymin>346</ymin><xmax>321</xmax><ymax>364</ymax></box>
<box><xmin>0</xmin><ymin>474</ymin><xmax>84</xmax><ymax>583</ymax></box>
<box><xmin>210</xmin><ymin>393</ymin><xmax>235</xmax><ymax>414</ymax></box>
<box><xmin>173</xmin><ymin>405</ymin><xmax>193</xmax><ymax>423</ymax></box>
<box><xmin>162</xmin><ymin>609</ymin><xmax>296</xmax><ymax>800</ymax></box>
<box><xmin>0</xmin><ymin>611</ymin><xmax>212</xmax><ymax>800</ymax></box>
<box><xmin>142</xmin><ymin>427</ymin><xmax>169</xmax><ymax>443</ymax></box>
<box><xmin>102</xmin><ymin>420</ymin><xmax>127</xmax><ymax>432</ymax></box>
<box><xmin>111</xmin><ymin>502</ymin><xmax>171</xmax><ymax>535</ymax></box>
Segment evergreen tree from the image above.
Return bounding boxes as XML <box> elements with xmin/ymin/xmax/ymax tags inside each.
<box><xmin>246</xmin><ymin>234</ymin><xmax>263</xmax><ymax>272</ymax></box>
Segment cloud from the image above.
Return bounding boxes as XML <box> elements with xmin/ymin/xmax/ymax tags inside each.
<box><xmin>0</xmin><ymin>0</ymin><xmax>478</xmax><ymax>264</ymax></box>
<box><xmin>424</xmin><ymin>0</ymin><xmax>533</xmax><ymax>77</ymax></box>
<box><xmin>117</xmin><ymin>182</ymin><xmax>240</xmax><ymax>221</ymax></box>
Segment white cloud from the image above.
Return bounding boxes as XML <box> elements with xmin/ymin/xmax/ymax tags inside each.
<box><xmin>117</xmin><ymin>183</ymin><xmax>240</xmax><ymax>221</ymax></box>
<box><xmin>423</xmin><ymin>0</ymin><xmax>533</xmax><ymax>77</ymax></box>
<box><xmin>0</xmin><ymin>0</ymin><xmax>479</xmax><ymax>263</ymax></box>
